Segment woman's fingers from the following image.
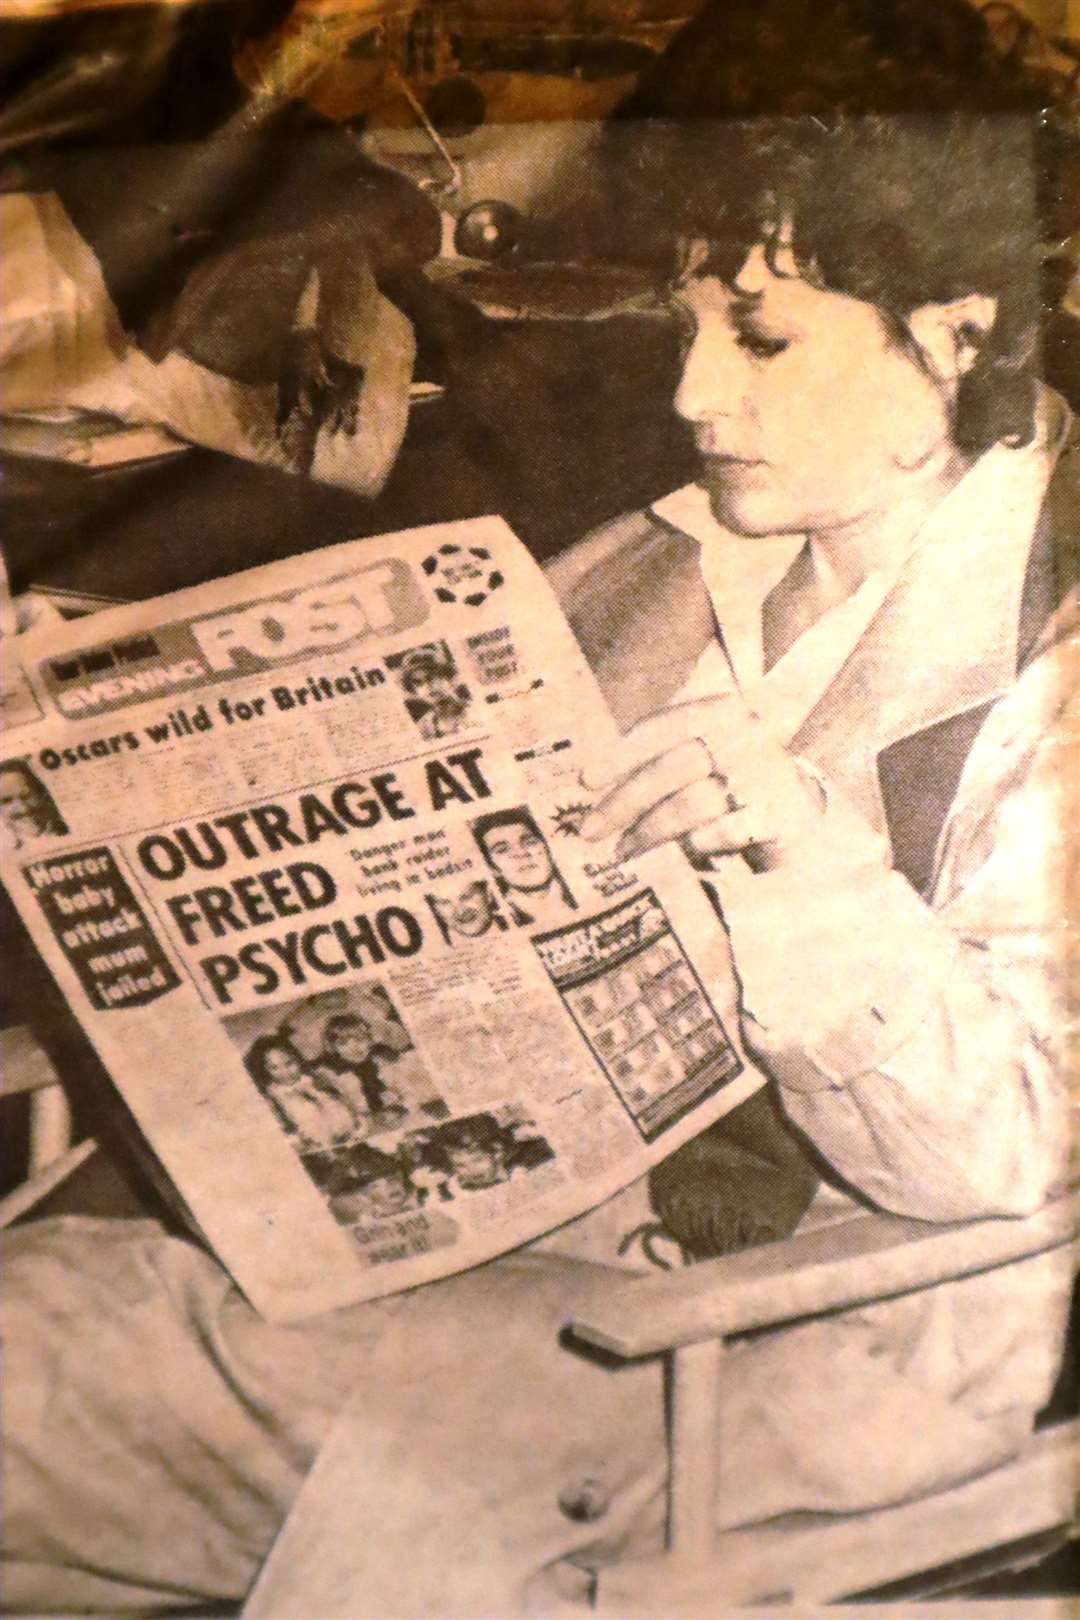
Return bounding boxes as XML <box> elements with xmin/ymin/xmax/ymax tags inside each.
<box><xmin>612</xmin><ymin>776</ymin><xmax>752</xmax><ymax>863</ymax></box>
<box><xmin>577</xmin><ymin>694</ymin><xmax>786</xmax><ymax>865</ymax></box>
<box><xmin>616</xmin><ymin>776</ymin><xmax>723</xmax><ymax>860</ymax></box>
<box><xmin>579</xmin><ymin>696</ymin><xmax>747</xmax><ymax>793</ymax></box>
<box><xmin>684</xmin><ymin>809</ymin><xmax>777</xmax><ymax>869</ymax></box>
<box><xmin>581</xmin><ymin>737</ymin><xmax>714</xmax><ymax>842</ymax></box>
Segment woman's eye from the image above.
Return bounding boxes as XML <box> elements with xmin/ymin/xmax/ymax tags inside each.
<box><xmin>736</xmin><ymin>331</ymin><xmax>789</xmax><ymax>359</ymax></box>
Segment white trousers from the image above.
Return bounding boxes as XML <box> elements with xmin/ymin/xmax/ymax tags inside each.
<box><xmin>0</xmin><ymin>1211</ymin><xmax>1064</xmax><ymax>1616</ymax></box>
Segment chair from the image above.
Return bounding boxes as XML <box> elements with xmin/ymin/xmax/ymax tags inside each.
<box><xmin>4</xmin><ymin>1008</ymin><xmax>1074</xmax><ymax>1610</ymax></box>
<box><xmin>567</xmin><ymin>1190</ymin><xmax>1080</xmax><ymax>1611</ymax></box>
<box><xmin>2</xmin><ymin>1116</ymin><xmax>1074</xmax><ymax>1617</ymax></box>
<box><xmin>2</xmin><ymin>1009</ymin><xmax>1075</xmax><ymax>1611</ymax></box>
<box><xmin>0</xmin><ymin>1023</ymin><xmax>95</xmax><ymax>1229</ymax></box>
<box><xmin>236</xmin><ymin>1190</ymin><xmax>1078</xmax><ymax>1618</ymax></box>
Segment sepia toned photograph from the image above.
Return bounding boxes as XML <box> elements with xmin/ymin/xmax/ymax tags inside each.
<box><xmin>386</xmin><ymin>635</ymin><xmax>475</xmax><ymax>738</ymax></box>
<box><xmin>404</xmin><ymin>1105</ymin><xmax>557</xmax><ymax>1200</ymax></box>
<box><xmin>425</xmin><ymin>874</ymin><xmax>509</xmax><ymax>941</ymax></box>
<box><xmin>1</xmin><ymin>0</ymin><xmax>1079</xmax><ymax>1616</ymax></box>
<box><xmin>471</xmin><ymin>803</ymin><xmax>578</xmax><ymax>926</ymax></box>
<box><xmin>0</xmin><ymin>756</ymin><xmax>69</xmax><ymax>850</ymax></box>
<box><xmin>226</xmin><ymin>981</ymin><xmax>448</xmax><ymax>1138</ymax></box>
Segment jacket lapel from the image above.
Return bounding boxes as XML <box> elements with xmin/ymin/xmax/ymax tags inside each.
<box><xmin>550</xmin><ymin>507</ymin><xmax>714</xmax><ymax>731</ymax></box>
<box><xmin>876</xmin><ymin>440</ymin><xmax>1080</xmax><ymax>892</ymax></box>
<box><xmin>790</xmin><ymin>423</ymin><xmax>1075</xmax><ymax>845</ymax></box>
<box><xmin>875</xmin><ymin>701</ymin><xmax>997</xmax><ymax>895</ymax></box>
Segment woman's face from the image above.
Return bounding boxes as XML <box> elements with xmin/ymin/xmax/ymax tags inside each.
<box><xmin>264</xmin><ymin>1046</ymin><xmax>303</xmax><ymax>1087</ymax></box>
<box><xmin>673</xmin><ymin>241</ymin><xmax>954</xmax><ymax>543</ymax></box>
<box><xmin>0</xmin><ymin>770</ymin><xmax>47</xmax><ymax>840</ymax></box>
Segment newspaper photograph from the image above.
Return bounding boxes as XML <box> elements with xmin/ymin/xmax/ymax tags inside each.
<box><xmin>1</xmin><ymin>516</ymin><xmax>758</xmax><ymax>1319</ymax></box>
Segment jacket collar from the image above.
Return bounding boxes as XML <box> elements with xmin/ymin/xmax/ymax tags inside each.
<box><xmin>650</xmin><ymin>389</ymin><xmax>1073</xmax><ymax>829</ymax></box>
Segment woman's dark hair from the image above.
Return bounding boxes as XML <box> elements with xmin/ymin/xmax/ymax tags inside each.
<box><xmin>0</xmin><ymin>759</ymin><xmax>69</xmax><ymax>837</ymax></box>
<box><xmin>600</xmin><ymin>0</ymin><xmax>1072</xmax><ymax>452</ymax></box>
<box><xmin>244</xmin><ymin>1033</ymin><xmax>306</xmax><ymax>1090</ymax></box>
<box><xmin>1</xmin><ymin>757</ymin><xmax>50</xmax><ymax>797</ymax></box>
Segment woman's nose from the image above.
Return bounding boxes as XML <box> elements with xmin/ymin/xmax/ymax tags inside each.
<box><xmin>674</xmin><ymin>310</ymin><xmax>743</xmax><ymax>429</ymax></box>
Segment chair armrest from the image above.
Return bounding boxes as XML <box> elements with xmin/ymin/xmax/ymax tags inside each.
<box><xmin>0</xmin><ymin>1139</ymin><xmax>97</xmax><ymax>1230</ymax></box>
<box><xmin>0</xmin><ymin>1025</ymin><xmax>61</xmax><ymax>1097</ymax></box>
<box><xmin>570</xmin><ymin>1189</ymin><xmax>1080</xmax><ymax>1358</ymax></box>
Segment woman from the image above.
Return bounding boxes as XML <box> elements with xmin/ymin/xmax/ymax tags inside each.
<box><xmin>244</xmin><ymin>1031</ymin><xmax>366</xmax><ymax>1151</ymax></box>
<box><xmin>0</xmin><ymin>758</ymin><xmax>68</xmax><ymax>851</ymax></box>
<box><xmin>394</xmin><ymin>643</ymin><xmax>474</xmax><ymax>740</ymax></box>
<box><xmin>1</xmin><ymin>1</ymin><xmax>1076</xmax><ymax>1613</ymax></box>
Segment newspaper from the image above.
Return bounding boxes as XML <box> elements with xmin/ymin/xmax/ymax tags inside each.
<box><xmin>0</xmin><ymin>516</ymin><xmax>761</xmax><ymax>1320</ymax></box>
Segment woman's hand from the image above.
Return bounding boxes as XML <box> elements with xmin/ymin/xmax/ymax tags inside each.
<box><xmin>580</xmin><ymin>695</ymin><xmax>826</xmax><ymax>873</ymax></box>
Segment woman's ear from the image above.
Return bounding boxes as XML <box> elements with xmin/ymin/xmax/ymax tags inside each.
<box><xmin>908</xmin><ymin>293</ymin><xmax>998</xmax><ymax>385</ymax></box>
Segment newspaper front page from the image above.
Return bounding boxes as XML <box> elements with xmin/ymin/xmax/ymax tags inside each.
<box><xmin>0</xmin><ymin>516</ymin><xmax>761</xmax><ymax>1320</ymax></box>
